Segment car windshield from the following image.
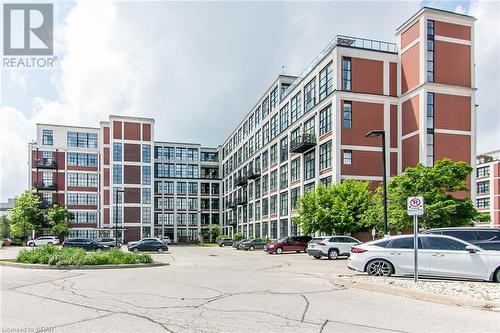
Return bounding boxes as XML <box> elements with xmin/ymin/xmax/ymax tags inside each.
<box><xmin>276</xmin><ymin>238</ymin><xmax>287</xmax><ymax>243</ymax></box>
<box><xmin>310</xmin><ymin>238</ymin><xmax>326</xmax><ymax>244</ymax></box>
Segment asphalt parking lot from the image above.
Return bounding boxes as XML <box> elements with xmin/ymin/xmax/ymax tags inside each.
<box><xmin>1</xmin><ymin>245</ymin><xmax>499</xmax><ymax>332</ymax></box>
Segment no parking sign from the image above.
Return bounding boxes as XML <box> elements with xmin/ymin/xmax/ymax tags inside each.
<box><xmin>407</xmin><ymin>196</ymin><xmax>424</xmax><ymax>216</ymax></box>
<box><xmin>407</xmin><ymin>196</ymin><xmax>424</xmax><ymax>283</ymax></box>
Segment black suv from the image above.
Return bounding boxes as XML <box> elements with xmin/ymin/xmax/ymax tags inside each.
<box><xmin>423</xmin><ymin>227</ymin><xmax>500</xmax><ymax>250</ymax></box>
<box><xmin>217</xmin><ymin>238</ymin><xmax>234</xmax><ymax>247</ymax></box>
<box><xmin>62</xmin><ymin>238</ymin><xmax>107</xmax><ymax>251</ymax></box>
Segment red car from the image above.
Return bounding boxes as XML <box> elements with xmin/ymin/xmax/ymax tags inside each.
<box><xmin>264</xmin><ymin>236</ymin><xmax>312</xmax><ymax>254</ymax></box>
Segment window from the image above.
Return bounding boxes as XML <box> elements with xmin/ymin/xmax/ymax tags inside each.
<box><xmin>188</xmin><ymin>182</ymin><xmax>198</xmax><ymax>195</ymax></box>
<box><xmin>270</xmin><ymin>114</ymin><xmax>279</xmax><ymax>139</ymax></box>
<box><xmin>290</xmin><ymin>92</ymin><xmax>302</xmax><ymax>123</ymax></box>
<box><xmin>255</xmin><ymin>106</ymin><xmax>261</xmax><ymax>125</ymax></box>
<box><xmin>477</xmin><ymin>181</ymin><xmax>490</xmax><ymax>194</ymax></box>
<box><xmin>427</xmin><ymin>20</ymin><xmax>435</xmax><ymax>82</ymax></box>
<box><xmin>445</xmin><ymin>230</ymin><xmax>479</xmax><ymax>242</ymax></box>
<box><xmin>343</xmin><ymin>150</ymin><xmax>352</xmax><ymax>165</ymax></box>
<box><xmin>67</xmin><ymin>173</ymin><xmax>98</xmax><ymax>187</ymax></box>
<box><xmin>342</xmin><ymin>57</ymin><xmax>352</xmax><ymax>90</ymax></box>
<box><xmin>42</xmin><ymin>172</ymin><xmax>53</xmax><ymax>186</ymax></box>
<box><xmin>343</xmin><ymin>101</ymin><xmax>352</xmax><ymax>128</ymax></box>
<box><xmin>262</xmin><ymin>97</ymin><xmax>270</xmax><ymax>118</ymax></box>
<box><xmin>477</xmin><ymin>166</ymin><xmax>490</xmax><ymax>178</ymax></box>
<box><xmin>262</xmin><ymin>198</ymin><xmax>269</xmax><ymax>216</ymax></box>
<box><xmin>262</xmin><ymin>150</ymin><xmax>269</xmax><ymax>169</ymax></box>
<box><xmin>187</xmin><ymin>164</ymin><xmax>198</xmax><ymax>178</ymax></box>
<box><xmin>280</xmin><ymin>104</ymin><xmax>289</xmax><ymax>132</ymax></box>
<box><xmin>67</xmin><ymin>153</ymin><xmax>98</xmax><ymax>167</ymax></box>
<box><xmin>270</xmin><ymin>144</ymin><xmax>278</xmax><ymax>165</ymax></box>
<box><xmin>42</xmin><ymin>130</ymin><xmax>53</xmax><ymax>145</ymax></box>
<box><xmin>67</xmin><ymin>193</ymin><xmax>97</xmax><ymax>205</ymax></box>
<box><xmin>142</xmin><ymin>188</ymin><xmax>151</xmax><ymax>204</ymax></box>
<box><xmin>176</xmin><ymin>148</ymin><xmax>187</xmax><ymax>160</ymax></box>
<box><xmin>177</xmin><ymin>182</ymin><xmax>187</xmax><ymax>195</ymax></box>
<box><xmin>270</xmin><ymin>195</ymin><xmax>277</xmax><ymax>214</ymax></box>
<box><xmin>319</xmin><ymin>141</ymin><xmax>332</xmax><ymax>170</ymax></box>
<box><xmin>422</xmin><ymin>236</ymin><xmax>467</xmax><ymax>251</ymax></box>
<box><xmin>142</xmin><ymin>166</ymin><xmax>151</xmax><ymax>185</ymax></box>
<box><xmin>255</xmin><ymin>201</ymin><xmax>261</xmax><ymax>220</ymax></box>
<box><xmin>304</xmin><ymin>77</ymin><xmax>316</xmax><ymax>112</ymax></box>
<box><xmin>426</xmin><ymin>129</ymin><xmax>434</xmax><ymax>167</ymax></box>
<box><xmin>177</xmin><ymin>197</ymin><xmax>187</xmax><ymax>210</ymax></box>
<box><xmin>270</xmin><ymin>170</ymin><xmax>278</xmax><ymax>190</ymax></box>
<box><xmin>113</xmin><ymin>164</ymin><xmax>122</xmax><ymax>184</ymax></box>
<box><xmin>113</xmin><ymin>143</ymin><xmax>122</xmax><ymax>161</ymax></box>
<box><xmin>262</xmin><ymin>174</ymin><xmax>269</xmax><ymax>193</ymax></box>
<box><xmin>280</xmin><ymin>219</ymin><xmax>288</xmax><ymax>237</ymax></box>
<box><xmin>142</xmin><ymin>145</ymin><xmax>151</xmax><ymax>163</ymax></box>
<box><xmin>67</xmin><ymin>132</ymin><xmax>97</xmax><ymax>148</ymax></box>
<box><xmin>427</xmin><ymin>92</ymin><xmax>434</xmax><ymax>129</ymax></box>
<box><xmin>263</xmin><ymin>122</ymin><xmax>270</xmax><ymax>145</ymax></box>
<box><xmin>319</xmin><ymin>62</ymin><xmax>333</xmax><ymax>101</ymax></box>
<box><xmin>291</xmin><ymin>188</ymin><xmax>300</xmax><ymax>210</ymax></box>
<box><xmin>291</xmin><ymin>158</ymin><xmax>300</xmax><ymax>182</ymax></box>
<box><xmin>304</xmin><ymin>150</ymin><xmax>315</xmax><ymax>180</ymax></box>
<box><xmin>304</xmin><ymin>116</ymin><xmax>315</xmax><ymax>135</ymax></box>
<box><xmin>42</xmin><ymin>193</ymin><xmax>52</xmax><ymax>205</ymax></box>
<box><xmin>280</xmin><ymin>164</ymin><xmax>288</xmax><ymax>189</ymax></box>
<box><xmin>319</xmin><ymin>105</ymin><xmax>332</xmax><ymax>136</ymax></box>
<box><xmin>270</xmin><ymin>86</ymin><xmax>278</xmax><ymax>110</ymax></box>
<box><xmin>280</xmin><ymin>192</ymin><xmax>288</xmax><ymax>216</ymax></box>
<box><xmin>142</xmin><ymin>207</ymin><xmax>151</xmax><ymax>224</ymax></box>
<box><xmin>320</xmin><ymin>176</ymin><xmax>332</xmax><ymax>187</ymax></box>
<box><xmin>280</xmin><ymin>137</ymin><xmax>288</xmax><ymax>162</ymax></box>
<box><xmin>270</xmin><ymin>220</ymin><xmax>277</xmax><ymax>239</ymax></box>
<box><xmin>387</xmin><ymin>237</ymin><xmax>416</xmax><ymax>249</ymax></box>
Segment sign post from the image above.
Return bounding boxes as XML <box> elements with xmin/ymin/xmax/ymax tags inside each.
<box><xmin>407</xmin><ymin>196</ymin><xmax>424</xmax><ymax>283</ymax></box>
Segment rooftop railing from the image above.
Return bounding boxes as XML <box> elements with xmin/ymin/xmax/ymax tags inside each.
<box><xmin>281</xmin><ymin>35</ymin><xmax>398</xmax><ymax>99</ymax></box>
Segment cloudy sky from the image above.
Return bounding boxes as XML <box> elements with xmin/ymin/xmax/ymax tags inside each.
<box><xmin>1</xmin><ymin>0</ymin><xmax>499</xmax><ymax>201</ymax></box>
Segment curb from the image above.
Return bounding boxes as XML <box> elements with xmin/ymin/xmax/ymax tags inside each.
<box><xmin>329</xmin><ymin>275</ymin><xmax>500</xmax><ymax>312</ymax></box>
<box><xmin>0</xmin><ymin>261</ymin><xmax>169</xmax><ymax>270</ymax></box>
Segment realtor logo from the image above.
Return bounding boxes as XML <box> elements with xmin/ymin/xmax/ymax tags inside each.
<box><xmin>3</xmin><ymin>3</ymin><xmax>53</xmax><ymax>55</ymax></box>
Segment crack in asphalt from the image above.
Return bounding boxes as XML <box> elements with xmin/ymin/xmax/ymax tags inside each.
<box><xmin>299</xmin><ymin>294</ymin><xmax>310</xmax><ymax>322</ymax></box>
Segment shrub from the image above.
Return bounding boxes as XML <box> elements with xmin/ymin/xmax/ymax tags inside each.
<box><xmin>233</xmin><ymin>233</ymin><xmax>243</xmax><ymax>241</ymax></box>
<box><xmin>16</xmin><ymin>244</ymin><xmax>153</xmax><ymax>266</ymax></box>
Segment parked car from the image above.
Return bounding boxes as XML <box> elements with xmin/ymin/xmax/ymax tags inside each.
<box><xmin>128</xmin><ymin>238</ymin><xmax>168</xmax><ymax>253</ymax></box>
<box><xmin>62</xmin><ymin>238</ymin><xmax>107</xmax><ymax>251</ymax></box>
<box><xmin>27</xmin><ymin>236</ymin><xmax>59</xmax><ymax>247</ymax></box>
<box><xmin>264</xmin><ymin>236</ymin><xmax>312</xmax><ymax>254</ymax></box>
<box><xmin>240</xmin><ymin>239</ymin><xmax>267</xmax><ymax>251</ymax></box>
<box><xmin>347</xmin><ymin>234</ymin><xmax>500</xmax><ymax>282</ymax></box>
<box><xmin>158</xmin><ymin>236</ymin><xmax>172</xmax><ymax>245</ymax></box>
<box><xmin>94</xmin><ymin>237</ymin><xmax>121</xmax><ymax>248</ymax></box>
<box><xmin>423</xmin><ymin>227</ymin><xmax>500</xmax><ymax>251</ymax></box>
<box><xmin>217</xmin><ymin>238</ymin><xmax>234</xmax><ymax>247</ymax></box>
<box><xmin>307</xmin><ymin>236</ymin><xmax>360</xmax><ymax>260</ymax></box>
<box><xmin>233</xmin><ymin>239</ymin><xmax>248</xmax><ymax>250</ymax></box>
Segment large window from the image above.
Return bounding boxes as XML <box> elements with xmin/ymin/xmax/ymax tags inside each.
<box><xmin>113</xmin><ymin>143</ymin><xmax>122</xmax><ymax>161</ymax></box>
<box><xmin>67</xmin><ymin>132</ymin><xmax>97</xmax><ymax>148</ymax></box>
<box><xmin>319</xmin><ymin>141</ymin><xmax>332</xmax><ymax>170</ymax></box>
<box><xmin>291</xmin><ymin>188</ymin><xmax>300</xmax><ymax>210</ymax></box>
<box><xmin>280</xmin><ymin>192</ymin><xmax>288</xmax><ymax>216</ymax></box>
<box><xmin>176</xmin><ymin>148</ymin><xmax>187</xmax><ymax>160</ymax></box>
<box><xmin>142</xmin><ymin>166</ymin><xmax>151</xmax><ymax>185</ymax></box>
<box><xmin>343</xmin><ymin>101</ymin><xmax>352</xmax><ymax>128</ymax></box>
<box><xmin>42</xmin><ymin>130</ymin><xmax>53</xmax><ymax>145</ymax></box>
<box><xmin>304</xmin><ymin>116</ymin><xmax>315</xmax><ymax>135</ymax></box>
<box><xmin>304</xmin><ymin>150</ymin><xmax>315</xmax><ymax>180</ymax></box>
<box><xmin>290</xmin><ymin>92</ymin><xmax>302</xmax><ymax>123</ymax></box>
<box><xmin>280</xmin><ymin>137</ymin><xmax>288</xmax><ymax>162</ymax></box>
<box><xmin>142</xmin><ymin>145</ymin><xmax>151</xmax><ymax>163</ymax></box>
<box><xmin>319</xmin><ymin>62</ymin><xmax>333</xmax><ymax>101</ymax></box>
<box><xmin>263</xmin><ymin>122</ymin><xmax>270</xmax><ymax>145</ymax></box>
<box><xmin>426</xmin><ymin>92</ymin><xmax>435</xmax><ymax>167</ymax></box>
<box><xmin>476</xmin><ymin>198</ymin><xmax>490</xmax><ymax>209</ymax></box>
<box><xmin>342</xmin><ymin>57</ymin><xmax>352</xmax><ymax>90</ymax></box>
<box><xmin>477</xmin><ymin>181</ymin><xmax>490</xmax><ymax>194</ymax></box>
<box><xmin>280</xmin><ymin>164</ymin><xmax>288</xmax><ymax>190</ymax></box>
<box><xmin>262</xmin><ymin>174</ymin><xmax>269</xmax><ymax>193</ymax></box>
<box><xmin>270</xmin><ymin>195</ymin><xmax>277</xmax><ymax>215</ymax></box>
<box><xmin>113</xmin><ymin>164</ymin><xmax>122</xmax><ymax>184</ymax></box>
<box><xmin>262</xmin><ymin>97</ymin><xmax>270</xmax><ymax>118</ymax></box>
<box><xmin>291</xmin><ymin>158</ymin><xmax>300</xmax><ymax>182</ymax></box>
<box><xmin>427</xmin><ymin>20</ymin><xmax>435</xmax><ymax>83</ymax></box>
<box><xmin>270</xmin><ymin>144</ymin><xmax>278</xmax><ymax>165</ymax></box>
<box><xmin>67</xmin><ymin>153</ymin><xmax>98</xmax><ymax>167</ymax></box>
<box><xmin>67</xmin><ymin>193</ymin><xmax>98</xmax><ymax>206</ymax></box>
<box><xmin>280</xmin><ymin>104</ymin><xmax>289</xmax><ymax>132</ymax></box>
<box><xmin>270</xmin><ymin>114</ymin><xmax>279</xmax><ymax>139</ymax></box>
<box><xmin>67</xmin><ymin>173</ymin><xmax>98</xmax><ymax>187</ymax></box>
<box><xmin>343</xmin><ymin>150</ymin><xmax>352</xmax><ymax>165</ymax></box>
<box><xmin>142</xmin><ymin>188</ymin><xmax>151</xmax><ymax>204</ymax></box>
<box><xmin>270</xmin><ymin>170</ymin><xmax>277</xmax><ymax>190</ymax></box>
<box><xmin>319</xmin><ymin>105</ymin><xmax>332</xmax><ymax>136</ymax></box>
<box><xmin>270</xmin><ymin>86</ymin><xmax>278</xmax><ymax>110</ymax></box>
<box><xmin>477</xmin><ymin>166</ymin><xmax>490</xmax><ymax>178</ymax></box>
<box><xmin>304</xmin><ymin>77</ymin><xmax>316</xmax><ymax>112</ymax></box>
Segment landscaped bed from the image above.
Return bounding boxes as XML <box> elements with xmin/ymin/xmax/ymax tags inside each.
<box><xmin>16</xmin><ymin>244</ymin><xmax>153</xmax><ymax>267</ymax></box>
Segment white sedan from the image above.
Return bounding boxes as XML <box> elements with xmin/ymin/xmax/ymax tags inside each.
<box><xmin>27</xmin><ymin>236</ymin><xmax>59</xmax><ymax>247</ymax></box>
<box><xmin>347</xmin><ymin>234</ymin><xmax>500</xmax><ymax>282</ymax></box>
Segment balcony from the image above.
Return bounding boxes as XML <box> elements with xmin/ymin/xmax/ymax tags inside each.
<box><xmin>246</xmin><ymin>168</ymin><xmax>261</xmax><ymax>180</ymax></box>
<box><xmin>236</xmin><ymin>196</ymin><xmax>248</xmax><ymax>206</ymax></box>
<box><xmin>35</xmin><ymin>183</ymin><xmax>58</xmax><ymax>190</ymax></box>
<box><xmin>234</xmin><ymin>176</ymin><xmax>248</xmax><ymax>187</ymax></box>
<box><xmin>35</xmin><ymin>159</ymin><xmax>57</xmax><ymax>169</ymax></box>
<box><xmin>227</xmin><ymin>201</ymin><xmax>237</xmax><ymax>209</ymax></box>
<box><xmin>290</xmin><ymin>134</ymin><xmax>316</xmax><ymax>153</ymax></box>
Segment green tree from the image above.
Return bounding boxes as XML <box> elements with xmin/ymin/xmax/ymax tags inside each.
<box><xmin>10</xmin><ymin>191</ymin><xmax>42</xmax><ymax>243</ymax></box>
<box><xmin>363</xmin><ymin>158</ymin><xmax>477</xmax><ymax>232</ymax></box>
<box><xmin>201</xmin><ymin>224</ymin><xmax>221</xmax><ymax>243</ymax></box>
<box><xmin>47</xmin><ymin>205</ymin><xmax>70</xmax><ymax>238</ymax></box>
<box><xmin>296</xmin><ymin>180</ymin><xmax>372</xmax><ymax>234</ymax></box>
<box><xmin>233</xmin><ymin>233</ymin><xmax>243</xmax><ymax>241</ymax></box>
<box><xmin>1</xmin><ymin>216</ymin><xmax>11</xmax><ymax>239</ymax></box>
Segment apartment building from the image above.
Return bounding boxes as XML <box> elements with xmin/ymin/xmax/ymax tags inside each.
<box><xmin>476</xmin><ymin>150</ymin><xmax>500</xmax><ymax>227</ymax></box>
<box><xmin>29</xmin><ymin>116</ymin><xmax>221</xmax><ymax>243</ymax></box>
<box><xmin>220</xmin><ymin>7</ymin><xmax>476</xmax><ymax>238</ymax></box>
<box><xmin>28</xmin><ymin>7</ymin><xmax>478</xmax><ymax>241</ymax></box>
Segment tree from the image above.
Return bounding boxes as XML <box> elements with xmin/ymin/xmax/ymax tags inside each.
<box><xmin>47</xmin><ymin>205</ymin><xmax>70</xmax><ymax>238</ymax></box>
<box><xmin>201</xmin><ymin>224</ymin><xmax>220</xmax><ymax>243</ymax></box>
<box><xmin>296</xmin><ymin>180</ymin><xmax>372</xmax><ymax>235</ymax></box>
<box><xmin>1</xmin><ymin>216</ymin><xmax>11</xmax><ymax>240</ymax></box>
<box><xmin>233</xmin><ymin>233</ymin><xmax>243</xmax><ymax>241</ymax></box>
<box><xmin>10</xmin><ymin>191</ymin><xmax>42</xmax><ymax>243</ymax></box>
<box><xmin>363</xmin><ymin>158</ymin><xmax>478</xmax><ymax>232</ymax></box>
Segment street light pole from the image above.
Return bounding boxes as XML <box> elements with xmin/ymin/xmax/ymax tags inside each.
<box><xmin>365</xmin><ymin>130</ymin><xmax>388</xmax><ymax>236</ymax></box>
<box><xmin>114</xmin><ymin>189</ymin><xmax>124</xmax><ymax>247</ymax></box>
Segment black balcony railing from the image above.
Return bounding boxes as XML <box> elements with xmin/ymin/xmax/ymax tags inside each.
<box><xmin>35</xmin><ymin>183</ymin><xmax>58</xmax><ymax>190</ymax></box>
<box><xmin>234</xmin><ymin>176</ymin><xmax>248</xmax><ymax>187</ymax></box>
<box><xmin>290</xmin><ymin>134</ymin><xmax>316</xmax><ymax>153</ymax></box>
<box><xmin>236</xmin><ymin>196</ymin><xmax>247</xmax><ymax>206</ymax></box>
<box><xmin>247</xmin><ymin>168</ymin><xmax>261</xmax><ymax>180</ymax></box>
<box><xmin>35</xmin><ymin>159</ymin><xmax>57</xmax><ymax>169</ymax></box>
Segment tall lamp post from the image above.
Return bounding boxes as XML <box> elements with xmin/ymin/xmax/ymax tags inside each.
<box><xmin>365</xmin><ymin>130</ymin><xmax>388</xmax><ymax>236</ymax></box>
<box><xmin>114</xmin><ymin>189</ymin><xmax>125</xmax><ymax>247</ymax></box>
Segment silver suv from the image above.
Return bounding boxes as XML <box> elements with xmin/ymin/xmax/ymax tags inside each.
<box><xmin>306</xmin><ymin>236</ymin><xmax>360</xmax><ymax>260</ymax></box>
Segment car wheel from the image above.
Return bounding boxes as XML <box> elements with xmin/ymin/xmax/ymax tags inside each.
<box><xmin>133</xmin><ymin>248</ymin><xmax>139</xmax><ymax>253</ymax></box>
<box><xmin>328</xmin><ymin>249</ymin><xmax>339</xmax><ymax>260</ymax></box>
<box><xmin>157</xmin><ymin>248</ymin><xmax>164</xmax><ymax>253</ymax></box>
<box><xmin>47</xmin><ymin>242</ymin><xmax>53</xmax><ymax>245</ymax></box>
<box><xmin>276</xmin><ymin>248</ymin><xmax>283</xmax><ymax>254</ymax></box>
<box><xmin>313</xmin><ymin>255</ymin><xmax>321</xmax><ymax>260</ymax></box>
<box><xmin>96</xmin><ymin>248</ymin><xmax>103</xmax><ymax>253</ymax></box>
<box><xmin>30</xmin><ymin>243</ymin><xmax>36</xmax><ymax>247</ymax></box>
<box><xmin>366</xmin><ymin>259</ymin><xmax>393</xmax><ymax>277</ymax></box>
<box><xmin>221</xmin><ymin>243</ymin><xmax>225</xmax><ymax>247</ymax></box>
<box><xmin>249</xmin><ymin>246</ymin><xmax>255</xmax><ymax>251</ymax></box>
<box><xmin>494</xmin><ymin>267</ymin><xmax>500</xmax><ymax>283</ymax></box>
